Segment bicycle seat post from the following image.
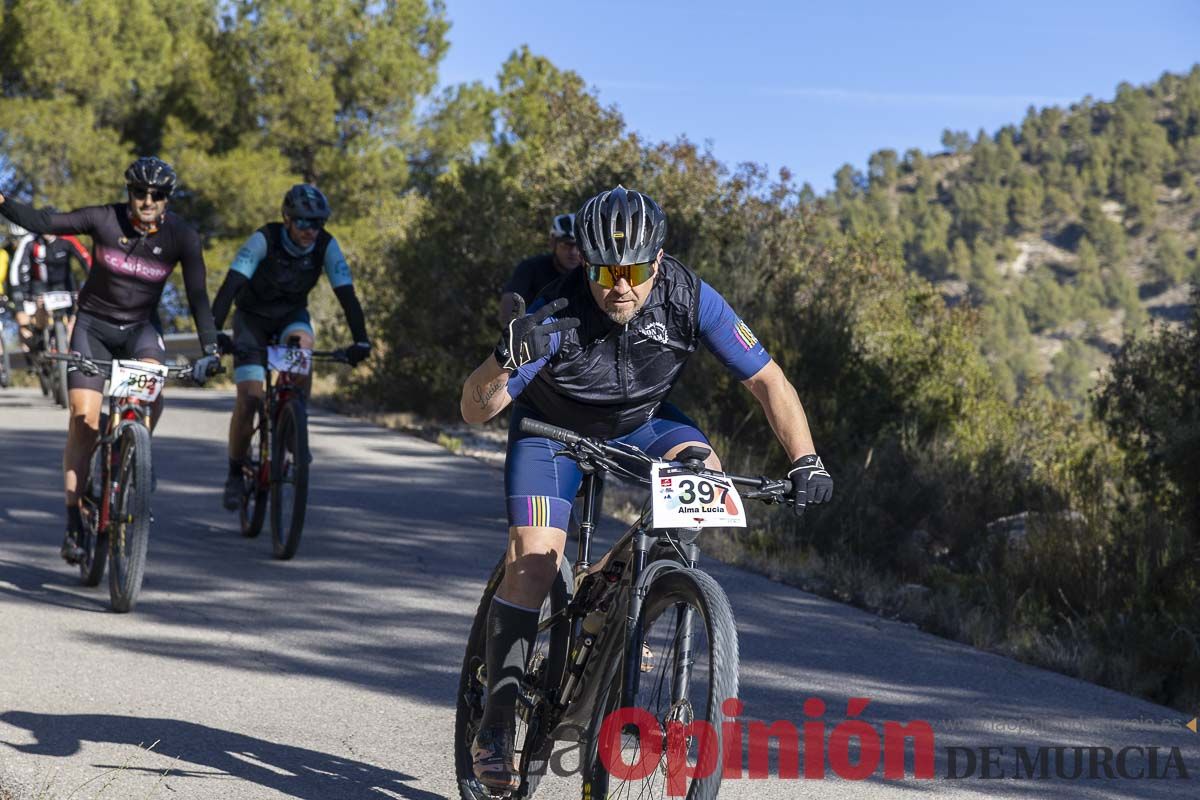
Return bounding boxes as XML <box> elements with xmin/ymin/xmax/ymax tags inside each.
<box><xmin>575</xmin><ymin>469</ymin><xmax>602</xmax><ymax>576</ymax></box>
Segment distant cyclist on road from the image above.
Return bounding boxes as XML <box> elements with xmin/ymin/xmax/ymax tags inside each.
<box><xmin>6</xmin><ymin>226</ymin><xmax>38</xmax><ymax>353</ymax></box>
<box><xmin>210</xmin><ymin>184</ymin><xmax>372</xmax><ymax>511</ymax></box>
<box><xmin>0</xmin><ymin>157</ymin><xmax>222</xmax><ymax>563</ymax></box>
<box><xmin>458</xmin><ymin>185</ymin><xmax>834</xmax><ymax>793</ymax></box>
<box><xmin>7</xmin><ymin>223</ymin><xmax>91</xmax><ymax>360</ymax></box>
<box><xmin>29</xmin><ymin>230</ymin><xmax>91</xmax><ymax>294</ymax></box>
<box><xmin>498</xmin><ymin>212</ymin><xmax>581</xmax><ymax>324</ymax></box>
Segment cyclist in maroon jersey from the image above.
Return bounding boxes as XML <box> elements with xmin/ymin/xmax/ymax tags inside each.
<box><xmin>0</xmin><ymin>157</ymin><xmax>221</xmax><ymax>563</ymax></box>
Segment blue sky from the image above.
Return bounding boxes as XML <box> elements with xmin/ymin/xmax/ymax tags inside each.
<box><xmin>437</xmin><ymin>0</ymin><xmax>1199</xmax><ymax>192</ymax></box>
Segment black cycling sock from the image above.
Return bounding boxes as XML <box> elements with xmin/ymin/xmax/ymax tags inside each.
<box><xmin>478</xmin><ymin>596</ymin><xmax>540</xmax><ymax>734</ymax></box>
<box><xmin>228</xmin><ymin>458</ymin><xmax>242</xmax><ymax>478</ymax></box>
<box><xmin>66</xmin><ymin>506</ymin><xmax>83</xmax><ymax>534</ymax></box>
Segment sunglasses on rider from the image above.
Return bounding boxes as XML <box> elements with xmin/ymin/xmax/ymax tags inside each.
<box><xmin>585</xmin><ymin>261</ymin><xmax>655</xmax><ymax>289</ymax></box>
<box><xmin>290</xmin><ymin>217</ymin><xmax>325</xmax><ymax>231</ymax></box>
<box><xmin>128</xmin><ymin>185</ymin><xmax>169</xmax><ymax>202</ymax></box>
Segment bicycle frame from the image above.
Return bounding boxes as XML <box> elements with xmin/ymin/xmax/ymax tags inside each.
<box><xmin>90</xmin><ymin>395</ymin><xmax>152</xmax><ymax>537</ymax></box>
<box><xmin>250</xmin><ymin>342</ymin><xmax>345</xmax><ymax>493</ymax></box>
<box><xmin>251</xmin><ymin>356</ymin><xmax>304</xmax><ymax>488</ymax></box>
<box><xmin>569</xmin><ymin>470</ymin><xmax>699</xmax><ymax>711</ymax></box>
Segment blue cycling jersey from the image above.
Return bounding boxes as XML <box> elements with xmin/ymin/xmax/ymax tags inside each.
<box><xmin>230</xmin><ymin>228</ymin><xmax>353</xmax><ymax>288</ymax></box>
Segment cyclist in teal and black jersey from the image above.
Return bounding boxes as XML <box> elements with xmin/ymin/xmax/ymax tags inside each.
<box><xmin>0</xmin><ymin>157</ymin><xmax>222</xmax><ymax>563</ymax></box>
<box><xmin>210</xmin><ymin>184</ymin><xmax>371</xmax><ymax>511</ymax></box>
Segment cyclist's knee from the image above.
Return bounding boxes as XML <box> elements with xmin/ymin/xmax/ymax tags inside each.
<box><xmin>67</xmin><ymin>391</ymin><xmax>102</xmax><ymax>430</ymax></box>
<box><xmin>67</xmin><ymin>409</ymin><xmax>100</xmax><ymax>439</ymax></box>
<box><xmin>235</xmin><ymin>381</ymin><xmax>265</xmax><ymax>406</ymax></box>
<box><xmin>500</xmin><ymin>526</ymin><xmax>566</xmax><ymax>605</ymax></box>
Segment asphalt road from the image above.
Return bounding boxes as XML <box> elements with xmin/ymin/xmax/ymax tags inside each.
<box><xmin>0</xmin><ymin>386</ymin><xmax>1196</xmax><ymax>799</ymax></box>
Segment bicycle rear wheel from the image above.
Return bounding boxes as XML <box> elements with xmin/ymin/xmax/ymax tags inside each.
<box><xmin>78</xmin><ymin>445</ymin><xmax>108</xmax><ymax>586</ymax></box>
<box><xmin>240</xmin><ymin>400</ymin><xmax>269</xmax><ymax>538</ymax></box>
<box><xmin>454</xmin><ymin>559</ymin><xmax>571</xmax><ymax>800</ymax></box>
<box><xmin>35</xmin><ymin>332</ymin><xmax>50</xmax><ymax>397</ymax></box>
<box><xmin>270</xmin><ymin>399</ymin><xmax>308</xmax><ymax>559</ymax></box>
<box><xmin>583</xmin><ymin>568</ymin><xmax>738</xmax><ymax>800</ymax></box>
<box><xmin>108</xmin><ymin>424</ymin><xmax>153</xmax><ymax>613</ymax></box>
<box><xmin>52</xmin><ymin>320</ymin><xmax>68</xmax><ymax>407</ymax></box>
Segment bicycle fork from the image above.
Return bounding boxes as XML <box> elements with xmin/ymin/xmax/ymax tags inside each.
<box><xmin>622</xmin><ymin>534</ymin><xmax>700</xmax><ymax>710</ymax></box>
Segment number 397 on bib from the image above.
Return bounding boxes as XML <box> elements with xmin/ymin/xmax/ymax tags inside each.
<box><xmin>650</xmin><ymin>463</ymin><xmax>747</xmax><ymax>529</ymax></box>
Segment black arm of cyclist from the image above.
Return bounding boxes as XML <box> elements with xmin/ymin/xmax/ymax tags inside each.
<box><xmin>0</xmin><ymin>197</ymin><xmax>96</xmax><ymax>236</ymax></box>
<box><xmin>67</xmin><ymin>242</ymin><xmax>88</xmax><ymax>289</ymax></box>
<box><xmin>334</xmin><ymin>284</ymin><xmax>369</xmax><ymax>343</ymax></box>
<box><xmin>210</xmin><ymin>270</ymin><xmax>248</xmax><ymax>331</ymax></box>
<box><xmin>178</xmin><ymin>227</ymin><xmax>219</xmax><ymax>352</ymax></box>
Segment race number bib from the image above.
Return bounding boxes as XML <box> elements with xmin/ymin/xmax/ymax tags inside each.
<box><xmin>267</xmin><ymin>345</ymin><xmax>312</xmax><ymax>376</ymax></box>
<box><xmin>110</xmin><ymin>360</ymin><xmax>169</xmax><ymax>402</ymax></box>
<box><xmin>651</xmin><ymin>463</ymin><xmax>747</xmax><ymax>529</ymax></box>
<box><xmin>41</xmin><ymin>291</ymin><xmax>74</xmax><ymax>311</ymax></box>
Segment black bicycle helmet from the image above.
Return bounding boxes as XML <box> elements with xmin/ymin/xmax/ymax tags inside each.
<box><xmin>549</xmin><ymin>212</ymin><xmax>576</xmax><ymax>240</ymax></box>
<box><xmin>282</xmin><ymin>184</ymin><xmax>332</xmax><ymax>221</ymax></box>
<box><xmin>574</xmin><ymin>186</ymin><xmax>666</xmax><ymax>265</ymax></box>
<box><xmin>124</xmin><ymin>157</ymin><xmax>178</xmax><ymax>195</ymax></box>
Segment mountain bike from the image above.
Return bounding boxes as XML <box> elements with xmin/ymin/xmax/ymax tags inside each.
<box><xmin>33</xmin><ymin>291</ymin><xmax>75</xmax><ymax>407</ymax></box>
<box><xmin>48</xmin><ymin>352</ymin><xmax>219</xmax><ymax>612</ymax></box>
<box><xmin>455</xmin><ymin>418</ymin><xmax>796</xmax><ymax>800</ymax></box>
<box><xmin>235</xmin><ymin>337</ymin><xmax>349</xmax><ymax>560</ymax></box>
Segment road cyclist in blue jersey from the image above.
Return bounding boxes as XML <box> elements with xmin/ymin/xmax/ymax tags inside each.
<box><xmin>458</xmin><ymin>185</ymin><xmax>834</xmax><ymax>794</ymax></box>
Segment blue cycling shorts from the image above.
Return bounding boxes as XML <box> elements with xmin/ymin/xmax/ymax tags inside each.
<box><xmin>505</xmin><ymin>403</ymin><xmax>710</xmax><ymax>530</ymax></box>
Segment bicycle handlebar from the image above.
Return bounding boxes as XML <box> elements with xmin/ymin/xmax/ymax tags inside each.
<box><xmin>309</xmin><ymin>349</ymin><xmax>350</xmax><ymax>364</ymax></box>
<box><xmin>518</xmin><ymin>417</ymin><xmax>793</xmax><ymax>504</ymax></box>
<box><xmin>520</xmin><ymin>418</ymin><xmax>584</xmax><ymax>445</ymax></box>
<box><xmin>44</xmin><ymin>352</ymin><xmax>224</xmax><ymax>382</ymax></box>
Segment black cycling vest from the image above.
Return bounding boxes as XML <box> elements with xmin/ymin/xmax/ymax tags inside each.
<box><xmin>237</xmin><ymin>223</ymin><xmax>331</xmax><ymax>319</ymax></box>
<box><xmin>517</xmin><ymin>256</ymin><xmax>703</xmax><ymax>438</ymax></box>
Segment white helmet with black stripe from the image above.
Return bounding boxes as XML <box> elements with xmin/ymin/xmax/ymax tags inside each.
<box><xmin>549</xmin><ymin>213</ymin><xmax>575</xmax><ymax>240</ymax></box>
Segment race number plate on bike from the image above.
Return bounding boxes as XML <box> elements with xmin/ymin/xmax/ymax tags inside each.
<box><xmin>650</xmin><ymin>463</ymin><xmax>747</xmax><ymax>529</ymax></box>
<box><xmin>267</xmin><ymin>346</ymin><xmax>312</xmax><ymax>376</ymax></box>
<box><xmin>109</xmin><ymin>360</ymin><xmax>169</xmax><ymax>401</ymax></box>
<box><xmin>41</xmin><ymin>292</ymin><xmax>74</xmax><ymax>311</ymax></box>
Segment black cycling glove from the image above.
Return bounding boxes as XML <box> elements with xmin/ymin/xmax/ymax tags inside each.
<box><xmin>789</xmin><ymin>454</ymin><xmax>833</xmax><ymax>518</ymax></box>
<box><xmin>493</xmin><ymin>296</ymin><xmax>579</xmax><ymax>371</ymax></box>
<box><xmin>346</xmin><ymin>342</ymin><xmax>371</xmax><ymax>366</ymax></box>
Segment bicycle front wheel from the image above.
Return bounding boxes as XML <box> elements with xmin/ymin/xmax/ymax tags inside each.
<box><xmin>240</xmin><ymin>400</ymin><xmax>269</xmax><ymax>538</ymax></box>
<box><xmin>52</xmin><ymin>320</ymin><xmax>68</xmax><ymax>407</ymax></box>
<box><xmin>108</xmin><ymin>424</ymin><xmax>153</xmax><ymax>613</ymax></box>
<box><xmin>270</xmin><ymin>399</ymin><xmax>308</xmax><ymax>559</ymax></box>
<box><xmin>584</xmin><ymin>568</ymin><xmax>738</xmax><ymax>800</ymax></box>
